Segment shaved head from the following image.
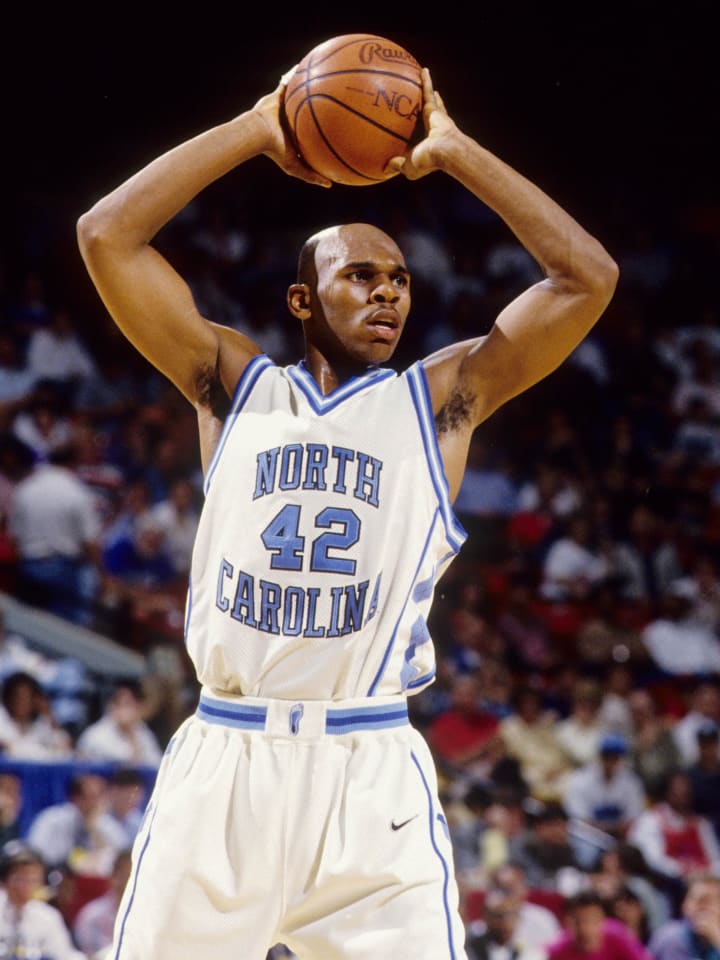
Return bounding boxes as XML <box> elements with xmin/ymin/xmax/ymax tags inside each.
<box><xmin>297</xmin><ymin>224</ymin><xmax>404</xmax><ymax>287</ymax></box>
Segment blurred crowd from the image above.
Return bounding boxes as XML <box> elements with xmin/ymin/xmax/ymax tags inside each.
<box><xmin>1</xmin><ymin>167</ymin><xmax>720</xmax><ymax>957</ymax></box>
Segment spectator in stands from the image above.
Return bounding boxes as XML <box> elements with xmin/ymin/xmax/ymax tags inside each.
<box><xmin>495</xmin><ymin>575</ymin><xmax>558</xmax><ymax>675</ymax></box>
<box><xmin>562</xmin><ymin>733</ymin><xmax>646</xmax><ymax>840</ymax></box>
<box><xmin>148</xmin><ymin>476</ymin><xmax>199</xmax><ymax>576</ymax></box>
<box><xmin>75</xmin><ymin>680</ymin><xmax>163</xmax><ymax>767</ymax></box>
<box><xmin>672</xmin><ymin>681</ymin><xmax>720</xmax><ymax>767</ymax></box>
<box><xmin>11</xmin><ymin>380</ymin><xmax>75</xmax><ymax>463</ymax></box>
<box><xmin>522</xmin><ymin>445</ymin><xmax>586</xmax><ymax>510</ymax></box>
<box><xmin>546</xmin><ymin>890</ymin><xmax>652</xmax><ymax>960</ymax></box>
<box><xmin>603</xmin><ymin>505</ymin><xmax>683</xmax><ymax>608</ymax></box>
<box><xmin>102</xmin><ymin>512</ymin><xmax>176</xmax><ymax>590</ymax></box>
<box><xmin>575</xmin><ymin>585</ymin><xmax>648</xmax><ymax>671</ymax></box>
<box><xmin>672</xmin><ymin>555</ymin><xmax>720</xmax><ymax>633</ymax></box>
<box><xmin>0</xmin><ymin>434</ymin><xmax>34</xmax><ymax>585</ymax></box>
<box><xmin>0</xmin><ymin>332</ymin><xmax>37</xmax><ymax>430</ymax></box>
<box><xmin>539</xmin><ymin>511</ymin><xmax>609</xmax><ymax>603</ymax></box>
<box><xmin>106</xmin><ymin>768</ymin><xmax>149</xmax><ymax>848</ymax></box>
<box><xmin>449</xmin><ymin>780</ymin><xmax>500</xmax><ymax>887</ymax></box>
<box><xmin>466</xmin><ymin>886</ymin><xmax>547</xmax><ymax>960</ymax></box>
<box><xmin>0</xmin><ymin>670</ymin><xmax>73</xmax><ymax>760</ymax></box>
<box><xmin>0</xmin><ymin>773</ymin><xmax>22</xmax><ymax>847</ymax></box>
<box><xmin>9</xmin><ymin>440</ymin><xmax>103</xmax><ymax>625</ymax></box>
<box><xmin>489</xmin><ymin>861</ymin><xmax>563</xmax><ymax>949</ymax></box>
<box><xmin>499</xmin><ymin>684</ymin><xmax>574</xmax><ymax>803</ymax></box>
<box><xmin>597</xmin><ymin>663</ymin><xmax>636</xmax><ymax>739</ymax></box>
<box><xmin>687</xmin><ymin>723</ymin><xmax>720</xmax><ymax>842</ymax></box>
<box><xmin>73</xmin><ymin>339</ymin><xmax>142</xmax><ymax>434</ymax></box>
<box><xmin>607</xmin><ymin>886</ymin><xmax>652</xmax><ymax>946</ymax></box>
<box><xmin>26</xmin><ymin>772</ymin><xmax>127</xmax><ymax>876</ymax></box>
<box><xmin>641</xmin><ymin>588</ymin><xmax>720</xmax><ymax>679</ymax></box>
<box><xmin>25</xmin><ymin>307</ymin><xmax>96</xmax><ymax>398</ymax></box>
<box><xmin>554</xmin><ymin>679</ymin><xmax>608</xmax><ymax>768</ymax></box>
<box><xmin>72</xmin><ymin>847</ymin><xmax>132</xmax><ymax>957</ymax></box>
<box><xmin>0</xmin><ymin>840</ymin><xmax>85</xmax><ymax>959</ymax></box>
<box><xmin>626</xmin><ymin>689</ymin><xmax>682</xmax><ymax>800</ymax></box>
<box><xmin>428</xmin><ymin>672</ymin><xmax>505</xmax><ymax>788</ymax></box>
<box><xmin>647</xmin><ymin>873</ymin><xmax>720</xmax><ymax>960</ymax></box>
<box><xmin>508</xmin><ymin>802</ymin><xmax>586</xmax><ymax>894</ymax></box>
<box><xmin>627</xmin><ymin>770</ymin><xmax>720</xmax><ymax>888</ymax></box>
<box><xmin>588</xmin><ymin>844</ymin><xmax>671</xmax><ymax>938</ymax></box>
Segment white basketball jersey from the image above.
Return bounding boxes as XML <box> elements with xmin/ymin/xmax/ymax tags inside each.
<box><xmin>185</xmin><ymin>355</ymin><xmax>466</xmax><ymax>700</ymax></box>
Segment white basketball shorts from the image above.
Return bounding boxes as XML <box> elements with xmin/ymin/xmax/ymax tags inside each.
<box><xmin>109</xmin><ymin>689</ymin><xmax>468</xmax><ymax>959</ymax></box>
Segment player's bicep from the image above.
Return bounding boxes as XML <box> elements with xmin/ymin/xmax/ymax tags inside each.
<box><xmin>459</xmin><ymin>278</ymin><xmax>609</xmax><ymax>422</ymax></box>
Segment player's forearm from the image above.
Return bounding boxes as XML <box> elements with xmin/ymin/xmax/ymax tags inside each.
<box><xmin>437</xmin><ymin>129</ymin><xmax>618</xmax><ymax>297</ymax></box>
<box><xmin>77</xmin><ymin>109</ymin><xmax>270</xmax><ymax>249</ymax></box>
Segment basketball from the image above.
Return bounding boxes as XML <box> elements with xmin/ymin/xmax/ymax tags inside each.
<box><xmin>283</xmin><ymin>34</ymin><xmax>423</xmax><ymax>186</ymax></box>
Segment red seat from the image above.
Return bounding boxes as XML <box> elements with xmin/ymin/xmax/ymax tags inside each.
<box><xmin>527</xmin><ymin>887</ymin><xmax>567</xmax><ymax>923</ymax></box>
<box><xmin>62</xmin><ymin>874</ymin><xmax>112</xmax><ymax>923</ymax></box>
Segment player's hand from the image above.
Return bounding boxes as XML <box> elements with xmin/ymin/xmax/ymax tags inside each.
<box><xmin>253</xmin><ymin>74</ymin><xmax>332</xmax><ymax>188</ymax></box>
<box><xmin>385</xmin><ymin>68</ymin><xmax>458</xmax><ymax>181</ymax></box>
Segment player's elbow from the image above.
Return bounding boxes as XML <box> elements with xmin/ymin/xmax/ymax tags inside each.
<box><xmin>76</xmin><ymin>196</ymin><xmax>131</xmax><ymax>262</ymax></box>
<box><xmin>76</xmin><ymin>204</ymin><xmax>109</xmax><ymax>261</ymax></box>
<box><xmin>590</xmin><ymin>248</ymin><xmax>620</xmax><ymax>304</ymax></box>
<box><xmin>576</xmin><ymin>240</ymin><xmax>620</xmax><ymax>307</ymax></box>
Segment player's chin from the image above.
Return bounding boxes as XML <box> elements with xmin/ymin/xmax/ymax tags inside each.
<box><xmin>366</xmin><ymin>340</ymin><xmax>399</xmax><ymax>364</ymax></box>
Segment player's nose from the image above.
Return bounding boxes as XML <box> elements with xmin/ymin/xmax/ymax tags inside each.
<box><xmin>370</xmin><ymin>277</ymin><xmax>399</xmax><ymax>302</ymax></box>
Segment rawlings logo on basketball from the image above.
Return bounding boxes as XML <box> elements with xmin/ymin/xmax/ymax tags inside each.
<box><xmin>358</xmin><ymin>42</ymin><xmax>420</xmax><ymax>69</ymax></box>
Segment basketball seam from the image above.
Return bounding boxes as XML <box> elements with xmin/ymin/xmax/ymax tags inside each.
<box><xmin>303</xmin><ymin>95</ymin><xmax>413</xmax><ymax>144</ymax></box>
<box><xmin>304</xmin><ymin>94</ymin><xmax>384</xmax><ymax>183</ymax></box>
<box><xmin>284</xmin><ymin>67</ymin><xmax>421</xmax><ymax>110</ymax></box>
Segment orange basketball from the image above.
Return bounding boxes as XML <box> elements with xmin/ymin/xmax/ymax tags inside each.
<box><xmin>283</xmin><ymin>34</ymin><xmax>423</xmax><ymax>186</ymax></box>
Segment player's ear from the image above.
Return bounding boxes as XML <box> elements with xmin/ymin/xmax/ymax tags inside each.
<box><xmin>287</xmin><ymin>283</ymin><xmax>311</xmax><ymax>319</ymax></box>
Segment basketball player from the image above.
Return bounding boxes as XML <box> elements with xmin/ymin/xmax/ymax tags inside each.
<box><xmin>76</xmin><ymin>64</ymin><xmax>617</xmax><ymax>960</ymax></box>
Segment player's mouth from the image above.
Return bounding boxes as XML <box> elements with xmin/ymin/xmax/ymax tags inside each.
<box><xmin>367</xmin><ymin>309</ymin><xmax>401</xmax><ymax>342</ymax></box>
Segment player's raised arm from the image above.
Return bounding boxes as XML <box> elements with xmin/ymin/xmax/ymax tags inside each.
<box><xmin>394</xmin><ymin>69</ymin><xmax>619</xmax><ymax>429</ymax></box>
<box><xmin>76</xmin><ymin>81</ymin><xmax>330</xmax><ymax>406</ymax></box>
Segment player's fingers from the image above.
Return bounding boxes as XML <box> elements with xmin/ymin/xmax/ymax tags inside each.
<box><xmin>434</xmin><ymin>91</ymin><xmax>448</xmax><ymax>114</ymax></box>
<box><xmin>280</xmin><ymin>64</ymin><xmax>299</xmax><ymax>86</ymax></box>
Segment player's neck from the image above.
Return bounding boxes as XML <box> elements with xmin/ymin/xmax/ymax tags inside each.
<box><xmin>302</xmin><ymin>347</ymin><xmax>378</xmax><ymax>395</ymax></box>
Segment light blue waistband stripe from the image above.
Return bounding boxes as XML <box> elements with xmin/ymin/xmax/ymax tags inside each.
<box><xmin>196</xmin><ymin>694</ymin><xmax>408</xmax><ymax>734</ymax></box>
<box><xmin>197</xmin><ymin>700</ymin><xmax>267</xmax><ymax>728</ymax></box>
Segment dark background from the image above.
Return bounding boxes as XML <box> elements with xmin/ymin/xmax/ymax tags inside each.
<box><xmin>4</xmin><ymin>1</ymin><xmax>718</xmax><ymax>321</ymax></box>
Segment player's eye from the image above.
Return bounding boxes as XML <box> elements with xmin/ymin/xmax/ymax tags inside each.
<box><xmin>392</xmin><ymin>273</ymin><xmax>409</xmax><ymax>288</ymax></box>
<box><xmin>348</xmin><ymin>270</ymin><xmax>372</xmax><ymax>282</ymax></box>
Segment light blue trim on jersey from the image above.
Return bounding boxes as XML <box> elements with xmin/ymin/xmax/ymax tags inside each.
<box><xmin>407</xmin><ymin>668</ymin><xmax>437</xmax><ymax>690</ymax></box>
<box><xmin>287</xmin><ymin>361</ymin><xmax>396</xmax><ymax>415</ymax></box>
<box><xmin>411</xmin><ymin>750</ymin><xmax>459</xmax><ymax>959</ymax></box>
<box><xmin>113</xmin><ymin>798</ymin><xmax>160</xmax><ymax>960</ymax></box>
<box><xmin>203</xmin><ymin>353</ymin><xmax>275</xmax><ymax>495</ymax></box>
<box><xmin>406</xmin><ymin>362</ymin><xmax>467</xmax><ymax>553</ymax></box>
<box><xmin>196</xmin><ymin>693</ymin><xmax>409</xmax><ymax>733</ymax></box>
<box><xmin>367</xmin><ymin>510</ymin><xmax>440</xmax><ymax>696</ymax></box>
<box><xmin>183</xmin><ymin>581</ymin><xmax>192</xmax><ymax>646</ymax></box>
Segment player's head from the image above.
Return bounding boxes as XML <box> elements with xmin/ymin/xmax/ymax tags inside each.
<box><xmin>288</xmin><ymin>223</ymin><xmax>411</xmax><ymax>368</ymax></box>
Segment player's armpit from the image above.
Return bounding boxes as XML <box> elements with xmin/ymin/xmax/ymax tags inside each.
<box><xmin>213</xmin><ymin>323</ymin><xmax>265</xmax><ymax>399</ymax></box>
